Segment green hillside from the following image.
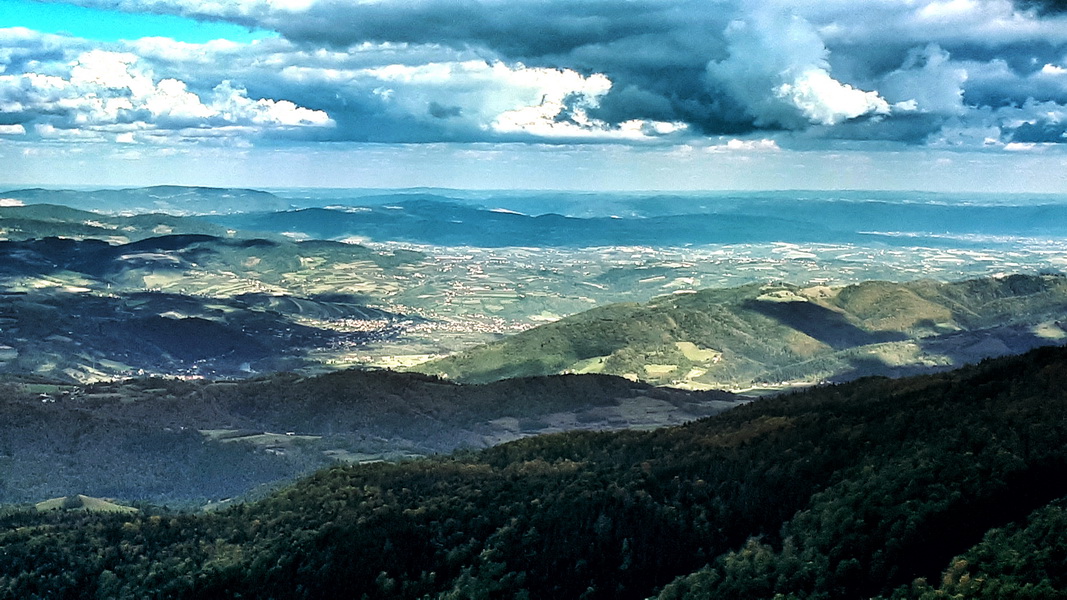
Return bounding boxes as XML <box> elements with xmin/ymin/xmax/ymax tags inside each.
<box><xmin>2</xmin><ymin>345</ymin><xmax>1067</xmax><ymax>598</ymax></box>
<box><xmin>0</xmin><ymin>203</ymin><xmax>243</xmax><ymax>242</ymax></box>
<box><xmin>418</xmin><ymin>274</ymin><xmax>1067</xmax><ymax>389</ymax></box>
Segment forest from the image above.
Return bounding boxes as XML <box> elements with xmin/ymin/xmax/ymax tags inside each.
<box><xmin>2</xmin><ymin>345</ymin><xmax>1067</xmax><ymax>599</ymax></box>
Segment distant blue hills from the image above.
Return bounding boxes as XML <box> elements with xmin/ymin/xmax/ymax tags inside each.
<box><xmin>5</xmin><ymin>186</ymin><xmax>1067</xmax><ymax>248</ymax></box>
<box><xmin>211</xmin><ymin>194</ymin><xmax>1067</xmax><ymax>248</ymax></box>
<box><xmin>209</xmin><ymin>196</ymin><xmax>840</xmax><ymax>247</ymax></box>
<box><xmin>0</xmin><ymin>185</ymin><xmax>289</xmax><ymax>215</ymax></box>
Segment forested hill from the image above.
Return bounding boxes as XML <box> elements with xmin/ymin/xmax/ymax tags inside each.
<box><xmin>419</xmin><ymin>273</ymin><xmax>1067</xmax><ymax>389</ymax></box>
<box><xmin>3</xmin><ymin>345</ymin><xmax>1067</xmax><ymax>599</ymax></box>
<box><xmin>0</xmin><ymin>370</ymin><xmax>735</xmax><ymax>504</ymax></box>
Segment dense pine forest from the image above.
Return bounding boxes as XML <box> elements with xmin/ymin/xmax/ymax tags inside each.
<box><xmin>3</xmin><ymin>345</ymin><xmax>1067</xmax><ymax>599</ymax></box>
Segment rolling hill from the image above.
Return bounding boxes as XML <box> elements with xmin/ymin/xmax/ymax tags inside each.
<box><xmin>418</xmin><ymin>274</ymin><xmax>1067</xmax><ymax>389</ymax></box>
<box><xmin>0</xmin><ymin>232</ymin><xmax>427</xmax><ymax>380</ymax></box>
<box><xmin>0</xmin><ymin>369</ymin><xmax>738</xmax><ymax>504</ymax></box>
<box><xmin>2</xmin><ymin>345</ymin><xmax>1067</xmax><ymax>598</ymax></box>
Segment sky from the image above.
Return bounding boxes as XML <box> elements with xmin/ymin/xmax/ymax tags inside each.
<box><xmin>1</xmin><ymin>0</ymin><xmax>1067</xmax><ymax>191</ymax></box>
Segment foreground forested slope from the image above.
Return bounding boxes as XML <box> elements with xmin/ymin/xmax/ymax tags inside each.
<box><xmin>3</xmin><ymin>345</ymin><xmax>1067</xmax><ymax>599</ymax></box>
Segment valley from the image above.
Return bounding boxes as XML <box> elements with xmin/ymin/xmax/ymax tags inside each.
<box><xmin>2</xmin><ymin>186</ymin><xmax>1066</xmax><ymax>512</ymax></box>
<box><xmin>0</xmin><ymin>186</ymin><xmax>1066</xmax><ymax>598</ymax></box>
<box><xmin>2</xmin><ymin>188</ymin><xmax>1066</xmax><ymax>383</ymax></box>
<box><xmin>7</xmin><ymin>0</ymin><xmax>1067</xmax><ymax>594</ymax></box>
<box><xmin>0</xmin><ymin>369</ymin><xmax>739</xmax><ymax>505</ymax></box>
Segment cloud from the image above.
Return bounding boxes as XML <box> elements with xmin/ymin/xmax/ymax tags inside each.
<box><xmin>7</xmin><ymin>0</ymin><xmax>1067</xmax><ymax>150</ymax></box>
<box><xmin>703</xmin><ymin>138</ymin><xmax>781</xmax><ymax>152</ymax></box>
<box><xmin>880</xmin><ymin>45</ymin><xmax>969</xmax><ymax>116</ymax></box>
<box><xmin>999</xmin><ymin>99</ymin><xmax>1067</xmax><ymax>143</ymax></box>
<box><xmin>0</xmin><ymin>45</ymin><xmax>332</xmax><ymax>144</ymax></box>
<box><xmin>1015</xmin><ymin>0</ymin><xmax>1067</xmax><ymax>15</ymax></box>
<box><xmin>705</xmin><ymin>6</ymin><xmax>889</xmax><ymax>128</ymax></box>
<box><xmin>350</xmin><ymin>60</ymin><xmax>686</xmax><ymax>141</ymax></box>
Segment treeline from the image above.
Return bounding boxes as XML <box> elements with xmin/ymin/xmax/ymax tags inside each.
<box><xmin>3</xmin><ymin>345</ymin><xmax>1067</xmax><ymax>598</ymax></box>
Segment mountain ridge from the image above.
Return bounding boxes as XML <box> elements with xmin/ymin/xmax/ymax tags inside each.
<box><xmin>0</xmin><ymin>369</ymin><xmax>738</xmax><ymax>504</ymax></box>
<box><xmin>2</xmin><ymin>345</ymin><xmax>1067</xmax><ymax>598</ymax></box>
<box><xmin>418</xmin><ymin>274</ymin><xmax>1067</xmax><ymax>389</ymax></box>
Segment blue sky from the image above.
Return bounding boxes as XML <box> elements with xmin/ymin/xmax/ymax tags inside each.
<box><xmin>2</xmin><ymin>0</ymin><xmax>1067</xmax><ymax>191</ymax></box>
<box><xmin>0</xmin><ymin>0</ymin><xmax>269</xmax><ymax>43</ymax></box>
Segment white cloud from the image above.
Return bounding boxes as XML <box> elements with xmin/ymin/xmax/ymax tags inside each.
<box><xmin>0</xmin><ymin>124</ymin><xmax>26</xmax><ymax>135</ymax></box>
<box><xmin>1004</xmin><ymin>141</ymin><xmax>1038</xmax><ymax>151</ymax></box>
<box><xmin>211</xmin><ymin>80</ymin><xmax>331</xmax><ymax>126</ymax></box>
<box><xmin>725</xmin><ymin>138</ymin><xmax>780</xmax><ymax>151</ymax></box>
<box><xmin>917</xmin><ymin>0</ymin><xmax>986</xmax><ymax>21</ymax></box>
<box><xmin>776</xmin><ymin>69</ymin><xmax>889</xmax><ymax>126</ymax></box>
<box><xmin>361</xmin><ymin>60</ymin><xmax>612</xmax><ymax>122</ymax></box>
<box><xmin>880</xmin><ymin>45</ymin><xmax>969</xmax><ymax>116</ymax></box>
<box><xmin>0</xmin><ymin>49</ymin><xmax>333</xmax><ymax>143</ymax></box>
<box><xmin>706</xmin><ymin>6</ymin><xmax>889</xmax><ymax>128</ymax></box>
<box><xmin>701</xmin><ymin>138</ymin><xmax>781</xmax><ymax>153</ymax></box>
<box><xmin>291</xmin><ymin>58</ymin><xmax>686</xmax><ymax>141</ymax></box>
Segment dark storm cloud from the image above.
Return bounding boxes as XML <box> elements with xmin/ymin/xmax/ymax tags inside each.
<box><xmin>1016</xmin><ymin>0</ymin><xmax>1067</xmax><ymax>15</ymax></box>
<box><xmin>1011</xmin><ymin>120</ymin><xmax>1067</xmax><ymax>142</ymax></box>
<box><xmin>272</xmin><ymin>0</ymin><xmax>690</xmax><ymax>58</ymax></box>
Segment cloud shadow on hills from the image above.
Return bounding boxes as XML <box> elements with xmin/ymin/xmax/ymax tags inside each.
<box><xmin>744</xmin><ymin>298</ymin><xmax>908</xmax><ymax>350</ymax></box>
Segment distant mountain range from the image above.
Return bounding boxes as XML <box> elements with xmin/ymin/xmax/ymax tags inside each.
<box><xmin>418</xmin><ymin>274</ymin><xmax>1067</xmax><ymax>389</ymax></box>
<box><xmin>2</xmin><ymin>196</ymin><xmax>1066</xmax><ymax>387</ymax></box>
<box><xmin>210</xmin><ymin>194</ymin><xmax>1067</xmax><ymax>248</ymax></box>
<box><xmin>209</xmin><ymin>195</ymin><xmax>845</xmax><ymax>246</ymax></box>
<box><xmin>7</xmin><ymin>186</ymin><xmax>1067</xmax><ymax>247</ymax></box>
<box><xmin>1</xmin><ymin>186</ymin><xmax>290</xmax><ymax>215</ymax></box>
<box><xmin>0</xmin><ymin>202</ymin><xmax>240</xmax><ymax>242</ymax></box>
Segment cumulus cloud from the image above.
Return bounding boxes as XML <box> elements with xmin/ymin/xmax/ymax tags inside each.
<box><xmin>704</xmin><ymin>138</ymin><xmax>781</xmax><ymax>152</ymax></box>
<box><xmin>0</xmin><ymin>46</ymin><xmax>332</xmax><ymax>144</ymax></box>
<box><xmin>880</xmin><ymin>45</ymin><xmax>969</xmax><ymax>115</ymax></box>
<box><xmin>7</xmin><ymin>0</ymin><xmax>1067</xmax><ymax>149</ymax></box>
<box><xmin>998</xmin><ymin>99</ymin><xmax>1067</xmax><ymax>143</ymax></box>
<box><xmin>706</xmin><ymin>7</ymin><xmax>889</xmax><ymax>128</ymax></box>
